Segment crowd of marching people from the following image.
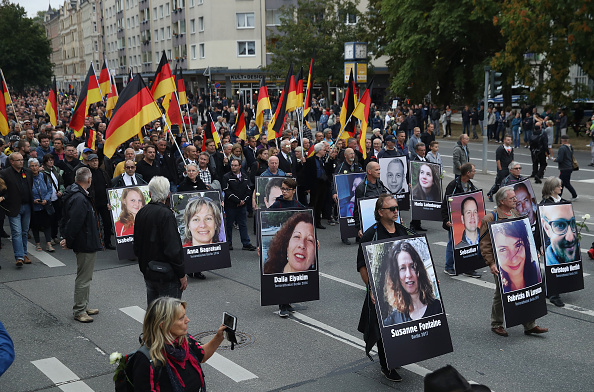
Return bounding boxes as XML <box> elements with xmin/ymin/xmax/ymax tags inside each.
<box><xmin>1</xmin><ymin>86</ymin><xmax>592</xmax><ymax>390</ymax></box>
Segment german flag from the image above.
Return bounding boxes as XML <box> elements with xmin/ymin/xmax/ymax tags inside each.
<box><xmin>106</xmin><ymin>74</ymin><xmax>118</xmax><ymax>119</ymax></box>
<box><xmin>98</xmin><ymin>59</ymin><xmax>110</xmax><ymax>97</ymax></box>
<box><xmin>295</xmin><ymin>67</ymin><xmax>304</xmax><ymax>109</ymax></box>
<box><xmin>339</xmin><ymin>69</ymin><xmax>356</xmax><ymax>140</ymax></box>
<box><xmin>268</xmin><ymin>64</ymin><xmax>292</xmax><ymax>141</ymax></box>
<box><xmin>163</xmin><ymin>92</ymin><xmax>182</xmax><ymax>125</ymax></box>
<box><xmin>0</xmin><ymin>71</ymin><xmax>11</xmax><ymax>104</ymax></box>
<box><xmin>0</xmin><ymin>73</ymin><xmax>9</xmax><ymax>136</ymax></box>
<box><xmin>86</xmin><ymin>128</ymin><xmax>96</xmax><ymax>150</ymax></box>
<box><xmin>234</xmin><ymin>96</ymin><xmax>247</xmax><ymax>141</ymax></box>
<box><xmin>45</xmin><ymin>77</ymin><xmax>58</xmax><ymax>127</ymax></box>
<box><xmin>352</xmin><ymin>79</ymin><xmax>373</xmax><ymax>160</ymax></box>
<box><xmin>303</xmin><ymin>54</ymin><xmax>315</xmax><ymax>128</ymax></box>
<box><xmin>202</xmin><ymin>115</ymin><xmax>220</xmax><ymax>151</ymax></box>
<box><xmin>104</xmin><ymin>74</ymin><xmax>161</xmax><ymax>158</ymax></box>
<box><xmin>255</xmin><ymin>76</ymin><xmax>271</xmax><ymax>135</ymax></box>
<box><xmin>151</xmin><ymin>51</ymin><xmax>176</xmax><ymax>99</ymax></box>
<box><xmin>176</xmin><ymin>68</ymin><xmax>187</xmax><ymax>106</ymax></box>
<box><xmin>286</xmin><ymin>66</ymin><xmax>298</xmax><ymax>113</ymax></box>
<box><xmin>69</xmin><ymin>64</ymin><xmax>103</xmax><ymax>137</ymax></box>
<box><xmin>307</xmin><ymin>143</ymin><xmax>315</xmax><ymax>158</ymax></box>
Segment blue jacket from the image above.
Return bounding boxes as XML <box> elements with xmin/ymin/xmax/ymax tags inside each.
<box><xmin>32</xmin><ymin>173</ymin><xmax>52</xmax><ymax>212</ymax></box>
<box><xmin>0</xmin><ymin>321</ymin><xmax>14</xmax><ymax>377</ymax></box>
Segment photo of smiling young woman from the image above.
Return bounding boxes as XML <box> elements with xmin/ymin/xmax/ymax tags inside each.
<box><xmin>109</xmin><ymin>186</ymin><xmax>150</xmax><ymax>237</ymax></box>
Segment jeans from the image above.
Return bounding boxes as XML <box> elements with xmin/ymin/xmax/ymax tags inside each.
<box><xmin>471</xmin><ymin>123</ymin><xmax>478</xmax><ymax>138</ymax></box>
<box><xmin>433</xmin><ymin>120</ymin><xmax>440</xmax><ymax>136</ymax></box>
<box><xmin>73</xmin><ymin>252</ymin><xmax>97</xmax><ymax>316</ymax></box>
<box><xmin>559</xmin><ymin>169</ymin><xmax>577</xmax><ymax>198</ymax></box>
<box><xmin>512</xmin><ymin>128</ymin><xmax>521</xmax><ymax>148</ymax></box>
<box><xmin>225</xmin><ymin>205</ymin><xmax>251</xmax><ymax>247</ymax></box>
<box><xmin>523</xmin><ymin>129</ymin><xmax>532</xmax><ymax>144</ymax></box>
<box><xmin>445</xmin><ymin>231</ymin><xmax>454</xmax><ymax>271</ymax></box>
<box><xmin>8</xmin><ymin>204</ymin><xmax>31</xmax><ymax>260</ymax></box>
<box><xmin>145</xmin><ymin>278</ymin><xmax>183</xmax><ymax>308</ymax></box>
<box><xmin>462</xmin><ymin>121</ymin><xmax>470</xmax><ymax>135</ymax></box>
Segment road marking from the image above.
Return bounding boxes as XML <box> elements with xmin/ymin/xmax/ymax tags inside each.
<box><xmin>31</xmin><ymin>357</ymin><xmax>94</xmax><ymax>392</ymax></box>
<box><xmin>120</xmin><ymin>306</ymin><xmax>258</xmax><ymax>382</ymax></box>
<box><xmin>320</xmin><ymin>272</ymin><xmax>365</xmax><ymax>291</ymax></box>
<box><xmin>27</xmin><ymin>246</ymin><xmax>66</xmax><ymax>267</ymax></box>
<box><xmin>441</xmin><ymin>154</ymin><xmax>594</xmax><ymax>173</ymax></box>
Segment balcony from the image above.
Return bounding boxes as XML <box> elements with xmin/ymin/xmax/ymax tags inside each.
<box><xmin>172</xmin><ymin>8</ymin><xmax>184</xmax><ymax>23</ymax></box>
<box><xmin>117</xmin><ymin>28</ymin><xmax>125</xmax><ymax>39</ymax></box>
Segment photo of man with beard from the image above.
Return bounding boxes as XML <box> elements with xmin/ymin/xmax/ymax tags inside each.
<box><xmin>540</xmin><ymin>203</ymin><xmax>580</xmax><ymax>265</ymax></box>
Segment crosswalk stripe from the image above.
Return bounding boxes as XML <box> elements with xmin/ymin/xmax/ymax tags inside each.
<box><xmin>31</xmin><ymin>357</ymin><xmax>94</xmax><ymax>392</ymax></box>
<box><xmin>119</xmin><ymin>306</ymin><xmax>258</xmax><ymax>382</ymax></box>
<box><xmin>27</xmin><ymin>246</ymin><xmax>66</xmax><ymax>267</ymax></box>
<box><xmin>320</xmin><ymin>272</ymin><xmax>365</xmax><ymax>291</ymax></box>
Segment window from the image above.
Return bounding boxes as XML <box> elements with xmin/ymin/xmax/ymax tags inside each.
<box><xmin>165</xmin><ymin>3</ymin><xmax>170</xmax><ymax>15</ymax></box>
<box><xmin>190</xmin><ymin>0</ymin><xmax>194</xmax><ymax>6</ymax></box>
<box><xmin>198</xmin><ymin>16</ymin><xmax>204</xmax><ymax>31</ymax></box>
<box><xmin>199</xmin><ymin>43</ymin><xmax>205</xmax><ymax>58</ymax></box>
<box><xmin>126</xmin><ymin>18</ymin><xmax>130</xmax><ymax>28</ymax></box>
<box><xmin>191</xmin><ymin>44</ymin><xmax>196</xmax><ymax>59</ymax></box>
<box><xmin>159</xmin><ymin>5</ymin><xmax>163</xmax><ymax>18</ymax></box>
<box><xmin>237</xmin><ymin>41</ymin><xmax>255</xmax><ymax>56</ymax></box>
<box><xmin>166</xmin><ymin>26</ymin><xmax>171</xmax><ymax>39</ymax></box>
<box><xmin>345</xmin><ymin>13</ymin><xmax>358</xmax><ymax>25</ymax></box>
<box><xmin>190</xmin><ymin>19</ymin><xmax>195</xmax><ymax>33</ymax></box>
<box><xmin>197</xmin><ymin>0</ymin><xmax>202</xmax><ymax>4</ymax></box>
<box><xmin>180</xmin><ymin>20</ymin><xmax>186</xmax><ymax>34</ymax></box>
<box><xmin>167</xmin><ymin>49</ymin><xmax>172</xmax><ymax>60</ymax></box>
<box><xmin>160</xmin><ymin>27</ymin><xmax>165</xmax><ymax>40</ymax></box>
<box><xmin>153</xmin><ymin>7</ymin><xmax>157</xmax><ymax>20</ymax></box>
<box><xmin>236</xmin><ymin>12</ymin><xmax>255</xmax><ymax>28</ymax></box>
<box><xmin>154</xmin><ymin>29</ymin><xmax>159</xmax><ymax>42</ymax></box>
<box><xmin>265</xmin><ymin>9</ymin><xmax>281</xmax><ymax>26</ymax></box>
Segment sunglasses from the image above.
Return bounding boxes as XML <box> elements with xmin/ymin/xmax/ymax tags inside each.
<box><xmin>381</xmin><ymin>206</ymin><xmax>398</xmax><ymax>212</ymax></box>
<box><xmin>125</xmin><ymin>166</ymin><xmax>136</xmax><ymax>169</ymax></box>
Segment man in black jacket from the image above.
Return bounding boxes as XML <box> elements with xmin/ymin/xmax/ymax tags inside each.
<box><xmin>0</xmin><ymin>152</ymin><xmax>34</xmax><ymax>266</ymax></box>
<box><xmin>222</xmin><ymin>159</ymin><xmax>256</xmax><ymax>251</ymax></box>
<box><xmin>156</xmin><ymin>139</ymin><xmax>178</xmax><ymax>191</ymax></box>
<box><xmin>487</xmin><ymin>135</ymin><xmax>514</xmax><ymax>201</ymax></box>
<box><xmin>133</xmin><ymin>176</ymin><xmax>187</xmax><ymax>306</ymax></box>
<box><xmin>88</xmin><ymin>154</ymin><xmax>116</xmax><ymax>250</ymax></box>
<box><xmin>441</xmin><ymin>163</ymin><xmax>481</xmax><ymax>278</ymax></box>
<box><xmin>60</xmin><ymin>167</ymin><xmax>103</xmax><ymax>323</ymax></box>
<box><xmin>56</xmin><ymin>144</ymin><xmax>80</xmax><ymax>187</ymax></box>
<box><xmin>529</xmin><ymin>123</ymin><xmax>548</xmax><ymax>183</ymax></box>
<box><xmin>111</xmin><ymin>160</ymin><xmax>147</xmax><ymax>188</ymax></box>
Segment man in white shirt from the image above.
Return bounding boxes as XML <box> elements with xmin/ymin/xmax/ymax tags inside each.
<box><xmin>111</xmin><ymin>160</ymin><xmax>147</xmax><ymax>187</ymax></box>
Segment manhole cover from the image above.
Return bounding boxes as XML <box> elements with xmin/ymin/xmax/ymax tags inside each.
<box><xmin>192</xmin><ymin>330</ymin><xmax>255</xmax><ymax>350</ymax></box>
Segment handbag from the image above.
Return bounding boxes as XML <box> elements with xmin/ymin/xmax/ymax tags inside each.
<box><xmin>44</xmin><ymin>201</ymin><xmax>55</xmax><ymax>215</ymax></box>
<box><xmin>568</xmin><ymin>145</ymin><xmax>579</xmax><ymax>171</ymax></box>
<box><xmin>146</xmin><ymin>260</ymin><xmax>176</xmax><ymax>281</ymax></box>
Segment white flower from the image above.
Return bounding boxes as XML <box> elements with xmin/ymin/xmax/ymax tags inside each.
<box><xmin>255</xmin><ymin>192</ymin><xmax>260</xmax><ymax>196</ymax></box>
<box><xmin>448</xmin><ymin>198</ymin><xmax>453</xmax><ymax>202</ymax></box>
<box><xmin>109</xmin><ymin>352</ymin><xmax>122</xmax><ymax>364</ymax></box>
<box><xmin>583</xmin><ymin>214</ymin><xmax>590</xmax><ymax>220</ymax></box>
<box><xmin>178</xmin><ymin>195</ymin><xmax>184</xmax><ymax>199</ymax></box>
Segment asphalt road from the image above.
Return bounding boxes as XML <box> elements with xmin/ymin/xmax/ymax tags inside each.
<box><xmin>1</xmin><ymin>138</ymin><xmax>593</xmax><ymax>391</ymax></box>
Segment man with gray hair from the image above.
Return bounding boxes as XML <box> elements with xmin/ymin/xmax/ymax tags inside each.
<box><xmin>61</xmin><ymin>167</ymin><xmax>103</xmax><ymax>323</ymax></box>
<box><xmin>134</xmin><ymin>176</ymin><xmax>187</xmax><ymax>306</ymax></box>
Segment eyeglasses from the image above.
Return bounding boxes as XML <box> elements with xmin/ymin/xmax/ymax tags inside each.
<box><xmin>381</xmin><ymin>206</ymin><xmax>398</xmax><ymax>212</ymax></box>
<box><xmin>281</xmin><ymin>187</ymin><xmax>295</xmax><ymax>192</ymax></box>
<box><xmin>125</xmin><ymin>166</ymin><xmax>136</xmax><ymax>169</ymax></box>
<box><xmin>544</xmin><ymin>217</ymin><xmax>577</xmax><ymax>236</ymax></box>
<box><xmin>512</xmin><ymin>167</ymin><xmax>522</xmax><ymax>170</ymax></box>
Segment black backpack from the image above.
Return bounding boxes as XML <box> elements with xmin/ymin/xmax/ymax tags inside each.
<box><xmin>114</xmin><ymin>345</ymin><xmax>162</xmax><ymax>392</ymax></box>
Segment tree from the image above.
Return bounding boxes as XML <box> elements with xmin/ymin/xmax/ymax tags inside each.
<box><xmin>492</xmin><ymin>0</ymin><xmax>594</xmax><ymax>105</ymax></box>
<box><xmin>266</xmin><ymin>0</ymin><xmax>367</xmax><ymax>93</ymax></box>
<box><xmin>0</xmin><ymin>0</ymin><xmax>52</xmax><ymax>91</ymax></box>
<box><xmin>378</xmin><ymin>0</ymin><xmax>503</xmax><ymax>105</ymax></box>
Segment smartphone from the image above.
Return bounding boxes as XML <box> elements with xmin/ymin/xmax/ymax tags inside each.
<box><xmin>222</xmin><ymin>312</ymin><xmax>237</xmax><ymax>331</ymax></box>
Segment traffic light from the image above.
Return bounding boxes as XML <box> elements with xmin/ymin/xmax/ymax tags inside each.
<box><xmin>490</xmin><ymin>70</ymin><xmax>502</xmax><ymax>97</ymax></box>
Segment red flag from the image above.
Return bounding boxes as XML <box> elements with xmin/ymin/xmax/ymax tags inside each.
<box><xmin>150</xmin><ymin>51</ymin><xmax>176</xmax><ymax>99</ymax></box>
<box><xmin>98</xmin><ymin>59</ymin><xmax>110</xmax><ymax>97</ymax></box>
<box><xmin>234</xmin><ymin>97</ymin><xmax>247</xmax><ymax>141</ymax></box>
<box><xmin>69</xmin><ymin>64</ymin><xmax>103</xmax><ymax>137</ymax></box>
<box><xmin>164</xmin><ymin>92</ymin><xmax>182</xmax><ymax>125</ymax></box>
<box><xmin>45</xmin><ymin>77</ymin><xmax>58</xmax><ymax>127</ymax></box>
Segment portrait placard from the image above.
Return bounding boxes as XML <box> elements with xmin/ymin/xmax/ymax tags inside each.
<box><xmin>489</xmin><ymin>217</ymin><xmax>547</xmax><ymax>327</ymax></box>
<box><xmin>358</xmin><ymin>195</ymin><xmax>401</xmax><ymax>235</ymax></box>
<box><xmin>379</xmin><ymin>156</ymin><xmax>409</xmax><ymax>210</ymax></box>
<box><xmin>108</xmin><ymin>186</ymin><xmax>150</xmax><ymax>260</ymax></box>
<box><xmin>409</xmin><ymin>161</ymin><xmax>442</xmax><ymax>221</ymax></box>
<box><xmin>448</xmin><ymin>190</ymin><xmax>486</xmax><ymax>274</ymax></box>
<box><xmin>259</xmin><ymin>209</ymin><xmax>319</xmax><ymax>306</ymax></box>
<box><xmin>334</xmin><ymin>172</ymin><xmax>366</xmax><ymax>239</ymax></box>
<box><xmin>362</xmin><ymin>235</ymin><xmax>452</xmax><ymax>368</ymax></box>
<box><xmin>255</xmin><ymin>177</ymin><xmax>294</xmax><ymax>210</ymax></box>
<box><xmin>537</xmin><ymin>202</ymin><xmax>584</xmax><ymax>295</ymax></box>
<box><xmin>170</xmin><ymin>191</ymin><xmax>231</xmax><ymax>272</ymax></box>
<box><xmin>511</xmin><ymin>179</ymin><xmax>538</xmax><ymax>227</ymax></box>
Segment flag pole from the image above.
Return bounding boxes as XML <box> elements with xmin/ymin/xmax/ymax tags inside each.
<box><xmin>207</xmin><ymin>111</ymin><xmax>223</xmax><ymax>152</ymax></box>
<box><xmin>174</xmin><ymin>89</ymin><xmax>191</xmax><ymax>142</ymax></box>
<box><xmin>0</xmin><ymin>68</ymin><xmax>22</xmax><ymax>126</ymax></box>
<box><xmin>157</xmin><ymin>110</ymin><xmax>185</xmax><ymax>160</ymax></box>
<box><xmin>334</xmin><ymin>111</ymin><xmax>357</xmax><ymax>142</ymax></box>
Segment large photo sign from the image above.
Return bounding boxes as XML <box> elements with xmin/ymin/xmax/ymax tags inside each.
<box><xmin>358</xmin><ymin>195</ymin><xmax>401</xmax><ymax>234</ymax></box>
<box><xmin>379</xmin><ymin>157</ymin><xmax>409</xmax><ymax>210</ymax></box>
<box><xmin>489</xmin><ymin>217</ymin><xmax>547</xmax><ymax>327</ymax></box>
<box><xmin>410</xmin><ymin>161</ymin><xmax>442</xmax><ymax>221</ymax></box>
<box><xmin>170</xmin><ymin>191</ymin><xmax>231</xmax><ymax>273</ymax></box>
<box><xmin>448</xmin><ymin>190</ymin><xmax>486</xmax><ymax>274</ymax></box>
<box><xmin>362</xmin><ymin>235</ymin><xmax>452</xmax><ymax>368</ymax></box>
<box><xmin>538</xmin><ymin>202</ymin><xmax>584</xmax><ymax>295</ymax></box>
<box><xmin>335</xmin><ymin>172</ymin><xmax>366</xmax><ymax>239</ymax></box>
<box><xmin>108</xmin><ymin>186</ymin><xmax>150</xmax><ymax>260</ymax></box>
<box><xmin>255</xmin><ymin>177</ymin><xmax>294</xmax><ymax>210</ymax></box>
<box><xmin>259</xmin><ymin>209</ymin><xmax>320</xmax><ymax>306</ymax></box>
<box><xmin>512</xmin><ymin>179</ymin><xmax>538</xmax><ymax>227</ymax></box>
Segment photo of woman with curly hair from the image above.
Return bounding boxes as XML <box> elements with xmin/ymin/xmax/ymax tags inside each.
<box><xmin>381</xmin><ymin>240</ymin><xmax>443</xmax><ymax>326</ymax></box>
<box><xmin>410</xmin><ymin>162</ymin><xmax>442</xmax><ymax>202</ymax></box>
<box><xmin>113</xmin><ymin>187</ymin><xmax>146</xmax><ymax>237</ymax></box>
<box><xmin>263</xmin><ymin>211</ymin><xmax>318</xmax><ymax>274</ymax></box>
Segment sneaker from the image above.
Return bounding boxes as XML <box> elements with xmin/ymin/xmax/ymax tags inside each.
<box><xmin>86</xmin><ymin>308</ymin><xmax>99</xmax><ymax>315</ymax></box>
<box><xmin>279</xmin><ymin>306</ymin><xmax>290</xmax><ymax>318</ymax></box>
<box><xmin>341</xmin><ymin>239</ymin><xmax>352</xmax><ymax>245</ymax></box>
<box><xmin>74</xmin><ymin>313</ymin><xmax>94</xmax><ymax>323</ymax></box>
<box><xmin>463</xmin><ymin>270</ymin><xmax>481</xmax><ymax>278</ymax></box>
<box><xmin>381</xmin><ymin>367</ymin><xmax>402</xmax><ymax>382</ymax></box>
<box><xmin>233</xmin><ymin>223</ymin><xmax>239</xmax><ymax>230</ymax></box>
<box><xmin>328</xmin><ymin>220</ymin><xmax>336</xmax><ymax>226</ymax></box>
<box><xmin>242</xmin><ymin>244</ymin><xmax>257</xmax><ymax>251</ymax></box>
<box><xmin>549</xmin><ymin>296</ymin><xmax>565</xmax><ymax>307</ymax></box>
<box><xmin>286</xmin><ymin>304</ymin><xmax>296</xmax><ymax>313</ymax></box>
<box><xmin>570</xmin><ymin>196</ymin><xmax>579</xmax><ymax>201</ymax></box>
<box><xmin>444</xmin><ymin>268</ymin><xmax>456</xmax><ymax>276</ymax></box>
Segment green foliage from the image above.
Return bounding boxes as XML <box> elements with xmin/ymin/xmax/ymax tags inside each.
<box><xmin>378</xmin><ymin>0</ymin><xmax>502</xmax><ymax>104</ymax></box>
<box><xmin>491</xmin><ymin>0</ymin><xmax>594</xmax><ymax>105</ymax></box>
<box><xmin>0</xmin><ymin>0</ymin><xmax>52</xmax><ymax>91</ymax></box>
<box><xmin>266</xmin><ymin>0</ymin><xmax>367</xmax><ymax>88</ymax></box>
